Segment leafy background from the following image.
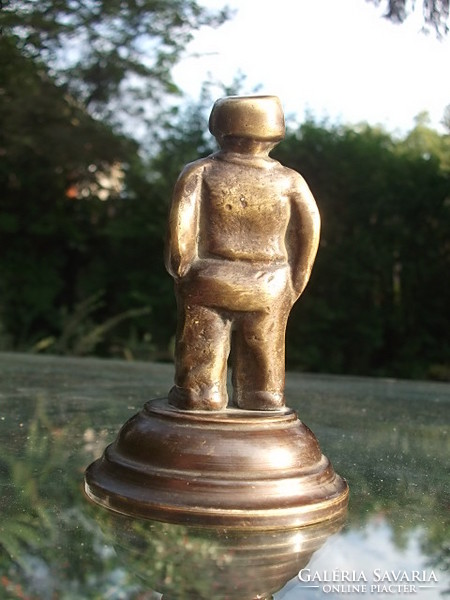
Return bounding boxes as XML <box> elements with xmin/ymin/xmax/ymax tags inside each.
<box><xmin>0</xmin><ymin>0</ymin><xmax>449</xmax><ymax>380</ymax></box>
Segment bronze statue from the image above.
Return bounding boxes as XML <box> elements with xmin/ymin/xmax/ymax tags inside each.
<box><xmin>166</xmin><ymin>95</ymin><xmax>320</xmax><ymax>411</ymax></box>
<box><xmin>84</xmin><ymin>95</ymin><xmax>348</xmax><ymax>529</ymax></box>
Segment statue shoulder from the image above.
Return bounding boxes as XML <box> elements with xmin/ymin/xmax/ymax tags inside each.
<box><xmin>176</xmin><ymin>156</ymin><xmax>213</xmax><ymax>187</ymax></box>
<box><xmin>279</xmin><ymin>166</ymin><xmax>313</xmax><ymax>196</ymax></box>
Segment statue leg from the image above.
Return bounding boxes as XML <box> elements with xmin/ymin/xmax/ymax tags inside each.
<box><xmin>231</xmin><ymin>306</ymin><xmax>289</xmax><ymax>410</ymax></box>
<box><xmin>169</xmin><ymin>302</ymin><xmax>231</xmax><ymax>410</ymax></box>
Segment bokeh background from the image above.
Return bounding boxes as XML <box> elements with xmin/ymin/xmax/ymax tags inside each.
<box><xmin>1</xmin><ymin>0</ymin><xmax>449</xmax><ymax>380</ymax></box>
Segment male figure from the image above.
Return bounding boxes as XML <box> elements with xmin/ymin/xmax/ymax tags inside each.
<box><xmin>165</xmin><ymin>95</ymin><xmax>320</xmax><ymax>411</ymax></box>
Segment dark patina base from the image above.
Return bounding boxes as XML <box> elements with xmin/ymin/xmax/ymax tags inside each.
<box><xmin>84</xmin><ymin>398</ymin><xmax>348</xmax><ymax>529</ymax></box>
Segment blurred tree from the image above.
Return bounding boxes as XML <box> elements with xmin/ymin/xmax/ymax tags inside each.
<box><xmin>368</xmin><ymin>0</ymin><xmax>449</xmax><ymax>35</ymax></box>
<box><xmin>0</xmin><ymin>41</ymin><xmax>215</xmax><ymax>357</ymax></box>
<box><xmin>1</xmin><ymin>0</ymin><xmax>229</xmax><ymax>129</ymax></box>
<box><xmin>104</xmin><ymin>91</ymin><xmax>218</xmax><ymax>357</ymax></box>
<box><xmin>1</xmin><ymin>8</ymin><xmax>449</xmax><ymax>378</ymax></box>
<box><xmin>1</xmin><ymin>53</ymin><xmax>449</xmax><ymax>376</ymax></box>
<box><xmin>0</xmin><ymin>1</ymin><xmax>230</xmax><ymax>356</ymax></box>
<box><xmin>400</xmin><ymin>111</ymin><xmax>450</xmax><ymax>171</ymax></box>
<box><xmin>0</xmin><ymin>36</ymin><xmax>141</xmax><ymax>352</ymax></box>
<box><xmin>273</xmin><ymin>120</ymin><xmax>450</xmax><ymax>378</ymax></box>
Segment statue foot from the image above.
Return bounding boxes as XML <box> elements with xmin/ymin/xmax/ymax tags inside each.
<box><xmin>168</xmin><ymin>385</ymin><xmax>227</xmax><ymax>411</ymax></box>
<box><xmin>233</xmin><ymin>390</ymin><xmax>285</xmax><ymax>411</ymax></box>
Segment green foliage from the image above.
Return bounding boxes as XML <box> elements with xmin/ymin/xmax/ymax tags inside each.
<box><xmin>273</xmin><ymin>119</ymin><xmax>450</xmax><ymax>379</ymax></box>
<box><xmin>2</xmin><ymin>0</ymin><xmax>230</xmax><ymax>125</ymax></box>
<box><xmin>0</xmin><ymin>0</ymin><xmax>232</xmax><ymax>358</ymax></box>
<box><xmin>400</xmin><ymin>111</ymin><xmax>450</xmax><ymax>171</ymax></box>
<box><xmin>1</xmin><ymin>59</ymin><xmax>449</xmax><ymax>375</ymax></box>
<box><xmin>0</xmin><ymin>38</ymin><xmax>152</xmax><ymax>357</ymax></box>
<box><xmin>0</xmin><ymin>14</ymin><xmax>449</xmax><ymax>377</ymax></box>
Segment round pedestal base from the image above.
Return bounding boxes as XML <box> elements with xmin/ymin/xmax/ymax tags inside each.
<box><xmin>85</xmin><ymin>399</ymin><xmax>348</xmax><ymax>529</ymax></box>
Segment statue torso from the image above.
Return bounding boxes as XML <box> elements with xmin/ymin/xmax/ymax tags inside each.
<box><xmin>199</xmin><ymin>154</ymin><xmax>293</xmax><ymax>263</ymax></box>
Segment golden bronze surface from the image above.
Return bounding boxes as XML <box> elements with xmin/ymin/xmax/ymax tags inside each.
<box><xmin>166</xmin><ymin>95</ymin><xmax>320</xmax><ymax>410</ymax></box>
<box><xmin>85</xmin><ymin>398</ymin><xmax>348</xmax><ymax>528</ymax></box>
<box><xmin>85</xmin><ymin>95</ymin><xmax>348</xmax><ymax>528</ymax></box>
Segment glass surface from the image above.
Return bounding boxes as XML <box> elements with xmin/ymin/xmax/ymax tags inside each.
<box><xmin>0</xmin><ymin>352</ymin><xmax>448</xmax><ymax>599</ymax></box>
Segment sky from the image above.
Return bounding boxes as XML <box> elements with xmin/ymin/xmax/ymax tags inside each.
<box><xmin>172</xmin><ymin>0</ymin><xmax>450</xmax><ymax>134</ymax></box>
<box><xmin>276</xmin><ymin>518</ymin><xmax>446</xmax><ymax>599</ymax></box>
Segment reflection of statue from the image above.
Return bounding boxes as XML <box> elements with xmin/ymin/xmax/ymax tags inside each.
<box><xmin>102</xmin><ymin>510</ymin><xmax>345</xmax><ymax>600</ymax></box>
<box><xmin>166</xmin><ymin>95</ymin><xmax>320</xmax><ymax>411</ymax></box>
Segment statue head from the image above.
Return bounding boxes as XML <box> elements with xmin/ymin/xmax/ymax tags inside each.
<box><xmin>209</xmin><ymin>95</ymin><xmax>286</xmax><ymax>148</ymax></box>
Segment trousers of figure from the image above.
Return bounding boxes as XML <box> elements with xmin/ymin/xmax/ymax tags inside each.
<box><xmin>168</xmin><ymin>260</ymin><xmax>295</xmax><ymax>411</ymax></box>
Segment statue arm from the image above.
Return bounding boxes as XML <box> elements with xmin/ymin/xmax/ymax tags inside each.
<box><xmin>288</xmin><ymin>173</ymin><xmax>321</xmax><ymax>298</ymax></box>
<box><xmin>165</xmin><ymin>162</ymin><xmax>203</xmax><ymax>279</ymax></box>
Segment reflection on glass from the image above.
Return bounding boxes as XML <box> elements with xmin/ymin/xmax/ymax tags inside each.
<box><xmin>96</xmin><ymin>510</ymin><xmax>345</xmax><ymax>599</ymax></box>
<box><xmin>279</xmin><ymin>519</ymin><xmax>447</xmax><ymax>599</ymax></box>
<box><xmin>0</xmin><ymin>354</ymin><xmax>448</xmax><ymax>598</ymax></box>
